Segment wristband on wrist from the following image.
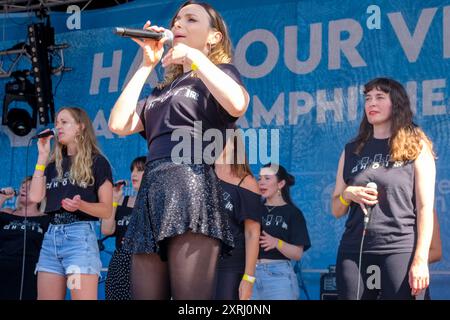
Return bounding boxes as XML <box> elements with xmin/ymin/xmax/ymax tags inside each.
<box><xmin>112</xmin><ymin>202</ymin><xmax>118</xmax><ymax>208</ymax></box>
<box><xmin>339</xmin><ymin>194</ymin><xmax>350</xmax><ymax>206</ymax></box>
<box><xmin>242</xmin><ymin>273</ymin><xmax>255</xmax><ymax>284</ymax></box>
<box><xmin>277</xmin><ymin>239</ymin><xmax>283</xmax><ymax>250</ymax></box>
<box><xmin>35</xmin><ymin>164</ymin><xmax>46</xmax><ymax>171</ymax></box>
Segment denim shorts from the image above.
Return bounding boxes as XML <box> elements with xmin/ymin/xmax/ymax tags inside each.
<box><xmin>251</xmin><ymin>260</ymin><xmax>299</xmax><ymax>300</ymax></box>
<box><xmin>35</xmin><ymin>221</ymin><xmax>101</xmax><ymax>277</ymax></box>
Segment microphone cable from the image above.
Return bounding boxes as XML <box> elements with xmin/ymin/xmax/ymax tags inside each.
<box><xmin>19</xmin><ymin>138</ymin><xmax>33</xmax><ymax>300</ymax></box>
<box><xmin>356</xmin><ymin>182</ymin><xmax>377</xmax><ymax>300</ymax></box>
<box><xmin>356</xmin><ymin>218</ymin><xmax>368</xmax><ymax>300</ymax></box>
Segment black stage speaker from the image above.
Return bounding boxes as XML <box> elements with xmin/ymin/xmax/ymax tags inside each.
<box><xmin>320</xmin><ymin>265</ymin><xmax>338</xmax><ymax>300</ymax></box>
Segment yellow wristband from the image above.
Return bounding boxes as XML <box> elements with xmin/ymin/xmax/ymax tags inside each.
<box><xmin>191</xmin><ymin>62</ymin><xmax>199</xmax><ymax>71</ymax></box>
<box><xmin>339</xmin><ymin>194</ymin><xmax>350</xmax><ymax>206</ymax></box>
<box><xmin>112</xmin><ymin>202</ymin><xmax>118</xmax><ymax>208</ymax></box>
<box><xmin>242</xmin><ymin>273</ymin><xmax>255</xmax><ymax>284</ymax></box>
<box><xmin>35</xmin><ymin>164</ymin><xmax>46</xmax><ymax>171</ymax></box>
<box><xmin>277</xmin><ymin>239</ymin><xmax>283</xmax><ymax>250</ymax></box>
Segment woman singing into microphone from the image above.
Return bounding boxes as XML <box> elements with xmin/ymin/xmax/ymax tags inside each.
<box><xmin>109</xmin><ymin>1</ymin><xmax>249</xmax><ymax>299</ymax></box>
<box><xmin>30</xmin><ymin>107</ymin><xmax>113</xmax><ymax>300</ymax></box>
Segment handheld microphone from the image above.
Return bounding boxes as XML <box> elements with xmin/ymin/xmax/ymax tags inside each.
<box><xmin>114</xmin><ymin>27</ymin><xmax>173</xmax><ymax>45</ymax></box>
<box><xmin>363</xmin><ymin>182</ymin><xmax>378</xmax><ymax>229</ymax></box>
<box><xmin>31</xmin><ymin>128</ymin><xmax>57</xmax><ymax>139</ymax></box>
<box><xmin>0</xmin><ymin>189</ymin><xmax>18</xmax><ymax>196</ymax></box>
<box><xmin>114</xmin><ymin>180</ymin><xmax>127</xmax><ymax>187</ymax></box>
<box><xmin>356</xmin><ymin>181</ymin><xmax>378</xmax><ymax>300</ymax></box>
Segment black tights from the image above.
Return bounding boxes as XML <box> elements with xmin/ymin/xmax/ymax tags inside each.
<box><xmin>131</xmin><ymin>231</ymin><xmax>220</xmax><ymax>300</ymax></box>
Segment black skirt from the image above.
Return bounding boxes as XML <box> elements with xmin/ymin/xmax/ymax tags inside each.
<box><xmin>122</xmin><ymin>158</ymin><xmax>234</xmax><ymax>261</ymax></box>
<box><xmin>105</xmin><ymin>248</ymin><xmax>132</xmax><ymax>300</ymax></box>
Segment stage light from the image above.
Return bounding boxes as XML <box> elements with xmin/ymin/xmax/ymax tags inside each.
<box><xmin>3</xmin><ymin>108</ymin><xmax>33</xmax><ymax>136</ymax></box>
<box><xmin>1</xmin><ymin>11</ymin><xmax>70</xmax><ymax>137</ymax></box>
<box><xmin>1</xmin><ymin>71</ymin><xmax>37</xmax><ymax>136</ymax></box>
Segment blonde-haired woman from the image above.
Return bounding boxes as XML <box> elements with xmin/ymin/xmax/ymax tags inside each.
<box><xmin>331</xmin><ymin>78</ymin><xmax>436</xmax><ymax>300</ymax></box>
<box><xmin>30</xmin><ymin>107</ymin><xmax>113</xmax><ymax>300</ymax></box>
<box><xmin>109</xmin><ymin>1</ymin><xmax>249</xmax><ymax>299</ymax></box>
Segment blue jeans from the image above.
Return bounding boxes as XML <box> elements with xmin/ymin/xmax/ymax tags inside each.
<box><xmin>251</xmin><ymin>260</ymin><xmax>299</xmax><ymax>300</ymax></box>
<box><xmin>35</xmin><ymin>221</ymin><xmax>101</xmax><ymax>277</ymax></box>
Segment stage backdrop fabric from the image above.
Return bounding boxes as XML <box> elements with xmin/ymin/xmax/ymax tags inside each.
<box><xmin>1</xmin><ymin>0</ymin><xmax>449</xmax><ymax>299</ymax></box>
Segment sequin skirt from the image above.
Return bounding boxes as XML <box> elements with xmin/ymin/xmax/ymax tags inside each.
<box><xmin>122</xmin><ymin>158</ymin><xmax>234</xmax><ymax>261</ymax></box>
<box><xmin>105</xmin><ymin>248</ymin><xmax>132</xmax><ymax>300</ymax></box>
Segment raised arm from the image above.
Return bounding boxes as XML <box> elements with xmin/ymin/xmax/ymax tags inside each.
<box><xmin>108</xmin><ymin>22</ymin><xmax>167</xmax><ymax>136</ymax></box>
<box><xmin>29</xmin><ymin>133</ymin><xmax>52</xmax><ymax>203</ymax></box>
<box><xmin>162</xmin><ymin>44</ymin><xmax>249</xmax><ymax>118</ymax></box>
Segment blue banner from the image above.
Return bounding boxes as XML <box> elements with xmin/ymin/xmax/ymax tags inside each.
<box><xmin>1</xmin><ymin>0</ymin><xmax>449</xmax><ymax>299</ymax></box>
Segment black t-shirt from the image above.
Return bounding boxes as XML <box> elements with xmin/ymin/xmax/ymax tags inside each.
<box><xmin>218</xmin><ymin>179</ymin><xmax>264</xmax><ymax>268</ymax></box>
<box><xmin>0</xmin><ymin>212</ymin><xmax>50</xmax><ymax>260</ymax></box>
<box><xmin>340</xmin><ymin>137</ymin><xmax>416</xmax><ymax>254</ymax></box>
<box><xmin>258</xmin><ymin>204</ymin><xmax>311</xmax><ymax>260</ymax></box>
<box><xmin>114</xmin><ymin>196</ymin><xmax>133</xmax><ymax>250</ymax></box>
<box><xmin>137</xmin><ymin>64</ymin><xmax>242</xmax><ymax>163</ymax></box>
<box><xmin>44</xmin><ymin>153</ymin><xmax>113</xmax><ymax>222</ymax></box>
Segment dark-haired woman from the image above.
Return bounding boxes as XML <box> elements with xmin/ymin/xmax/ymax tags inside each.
<box><xmin>252</xmin><ymin>164</ymin><xmax>311</xmax><ymax>300</ymax></box>
<box><xmin>331</xmin><ymin>78</ymin><xmax>436</xmax><ymax>300</ymax></box>
<box><xmin>102</xmin><ymin>156</ymin><xmax>146</xmax><ymax>300</ymax></box>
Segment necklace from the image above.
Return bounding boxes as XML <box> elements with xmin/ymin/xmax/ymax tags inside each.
<box><xmin>265</xmin><ymin>205</ymin><xmax>277</xmax><ymax>213</ymax></box>
<box><xmin>168</xmin><ymin>71</ymin><xmax>192</xmax><ymax>92</ymax></box>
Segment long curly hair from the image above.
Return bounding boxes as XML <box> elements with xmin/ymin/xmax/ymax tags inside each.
<box><xmin>158</xmin><ymin>1</ymin><xmax>232</xmax><ymax>89</ymax></box>
<box><xmin>51</xmin><ymin>107</ymin><xmax>103</xmax><ymax>186</ymax></box>
<box><xmin>353</xmin><ymin>78</ymin><xmax>435</xmax><ymax>161</ymax></box>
